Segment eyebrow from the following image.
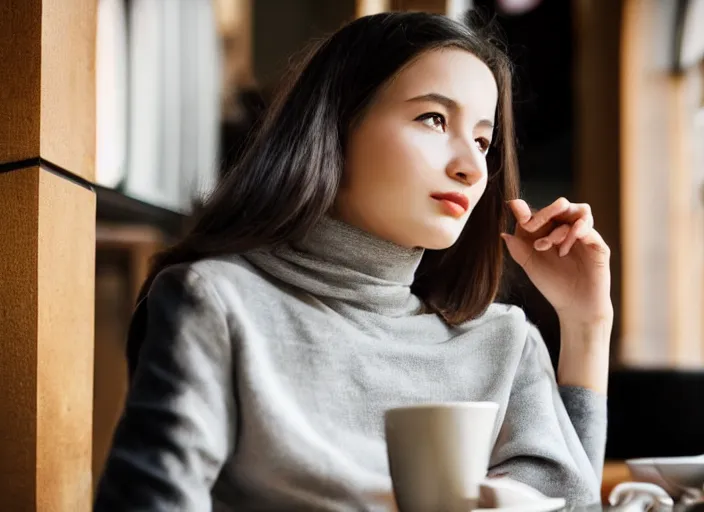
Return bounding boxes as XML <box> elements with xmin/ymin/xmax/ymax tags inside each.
<box><xmin>406</xmin><ymin>93</ymin><xmax>495</xmax><ymax>129</ymax></box>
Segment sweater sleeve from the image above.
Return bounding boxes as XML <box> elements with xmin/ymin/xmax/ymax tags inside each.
<box><xmin>559</xmin><ymin>385</ymin><xmax>607</xmax><ymax>479</ymax></box>
<box><xmin>488</xmin><ymin>324</ymin><xmax>605</xmax><ymax>506</ymax></box>
<box><xmin>94</xmin><ymin>267</ymin><xmax>237</xmax><ymax>512</ymax></box>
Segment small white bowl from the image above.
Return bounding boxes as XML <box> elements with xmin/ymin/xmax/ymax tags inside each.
<box><xmin>626</xmin><ymin>456</ymin><xmax>704</xmax><ymax>497</ymax></box>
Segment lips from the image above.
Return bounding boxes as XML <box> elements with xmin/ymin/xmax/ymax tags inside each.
<box><xmin>431</xmin><ymin>192</ymin><xmax>470</xmax><ymax>216</ymax></box>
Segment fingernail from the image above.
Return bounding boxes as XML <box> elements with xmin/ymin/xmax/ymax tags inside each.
<box><xmin>534</xmin><ymin>238</ymin><xmax>550</xmax><ymax>250</ymax></box>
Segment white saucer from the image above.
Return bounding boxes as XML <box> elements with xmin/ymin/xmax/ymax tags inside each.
<box><xmin>473</xmin><ymin>498</ymin><xmax>566</xmax><ymax>512</ymax></box>
<box><xmin>478</xmin><ymin>477</ymin><xmax>566</xmax><ymax>511</ymax></box>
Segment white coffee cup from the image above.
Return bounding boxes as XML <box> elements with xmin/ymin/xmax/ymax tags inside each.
<box><xmin>384</xmin><ymin>402</ymin><xmax>499</xmax><ymax>512</ymax></box>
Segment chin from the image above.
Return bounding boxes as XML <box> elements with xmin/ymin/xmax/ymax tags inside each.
<box><xmin>415</xmin><ymin>218</ymin><xmax>465</xmax><ymax>250</ymax></box>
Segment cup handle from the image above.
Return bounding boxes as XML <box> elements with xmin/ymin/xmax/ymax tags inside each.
<box><xmin>608</xmin><ymin>482</ymin><xmax>674</xmax><ymax>511</ymax></box>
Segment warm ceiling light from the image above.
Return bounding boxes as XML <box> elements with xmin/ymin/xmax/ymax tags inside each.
<box><xmin>496</xmin><ymin>0</ymin><xmax>543</xmax><ymax>16</ymax></box>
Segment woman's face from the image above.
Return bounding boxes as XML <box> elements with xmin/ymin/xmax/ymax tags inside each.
<box><xmin>335</xmin><ymin>48</ymin><xmax>498</xmax><ymax>250</ymax></box>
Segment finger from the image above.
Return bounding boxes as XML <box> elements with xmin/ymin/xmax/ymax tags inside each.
<box><xmin>523</xmin><ymin>199</ymin><xmax>587</xmax><ymax>233</ymax></box>
<box><xmin>558</xmin><ymin>217</ymin><xmax>591</xmax><ymax>257</ymax></box>
<box><xmin>533</xmin><ymin>224</ymin><xmax>571</xmax><ymax>251</ymax></box>
<box><xmin>577</xmin><ymin>228</ymin><xmax>611</xmax><ymax>261</ymax></box>
<box><xmin>507</xmin><ymin>199</ymin><xmax>532</xmax><ymax>225</ymax></box>
<box><xmin>521</xmin><ymin>197</ymin><xmax>571</xmax><ymax>232</ymax></box>
<box><xmin>501</xmin><ymin>232</ymin><xmax>534</xmax><ymax>268</ymax></box>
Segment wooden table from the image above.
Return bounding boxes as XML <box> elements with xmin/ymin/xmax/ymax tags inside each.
<box><xmin>601</xmin><ymin>461</ymin><xmax>632</xmax><ymax>504</ymax></box>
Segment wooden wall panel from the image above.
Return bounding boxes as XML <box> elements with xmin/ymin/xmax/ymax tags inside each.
<box><xmin>0</xmin><ymin>0</ymin><xmax>97</xmax><ymax>509</ymax></box>
<box><xmin>40</xmin><ymin>0</ymin><xmax>97</xmax><ymax>180</ymax></box>
<box><xmin>0</xmin><ymin>0</ymin><xmax>42</xmax><ymax>164</ymax></box>
<box><xmin>0</xmin><ymin>168</ymin><xmax>40</xmax><ymax>508</ymax></box>
<box><xmin>36</xmin><ymin>169</ymin><xmax>96</xmax><ymax>511</ymax></box>
<box><xmin>0</xmin><ymin>0</ymin><xmax>96</xmax><ymax>181</ymax></box>
<box><xmin>0</xmin><ymin>167</ymin><xmax>95</xmax><ymax>511</ymax></box>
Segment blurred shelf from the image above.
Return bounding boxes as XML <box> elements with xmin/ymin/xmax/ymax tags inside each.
<box><xmin>95</xmin><ymin>185</ymin><xmax>186</xmax><ymax>238</ymax></box>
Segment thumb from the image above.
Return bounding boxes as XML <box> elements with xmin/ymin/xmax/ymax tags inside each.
<box><xmin>501</xmin><ymin>233</ymin><xmax>531</xmax><ymax>268</ymax></box>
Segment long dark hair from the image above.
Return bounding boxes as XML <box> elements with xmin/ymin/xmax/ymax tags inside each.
<box><xmin>141</xmin><ymin>11</ymin><xmax>519</xmax><ymax>325</ymax></box>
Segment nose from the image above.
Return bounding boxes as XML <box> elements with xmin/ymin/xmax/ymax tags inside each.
<box><xmin>445</xmin><ymin>145</ymin><xmax>485</xmax><ymax>186</ymax></box>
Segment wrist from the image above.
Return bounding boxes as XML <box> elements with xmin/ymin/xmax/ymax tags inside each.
<box><xmin>557</xmin><ymin>314</ymin><xmax>613</xmax><ymax>346</ymax></box>
<box><xmin>557</xmin><ymin>316</ymin><xmax>613</xmax><ymax>394</ymax></box>
<box><xmin>557</xmin><ymin>301</ymin><xmax>614</xmax><ymax>340</ymax></box>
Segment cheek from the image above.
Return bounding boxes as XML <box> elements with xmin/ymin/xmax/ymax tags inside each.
<box><xmin>400</xmin><ymin>130</ymin><xmax>449</xmax><ymax>178</ymax></box>
<box><xmin>473</xmin><ymin>175</ymin><xmax>489</xmax><ymax>197</ymax></box>
<box><xmin>478</xmin><ymin>175</ymin><xmax>489</xmax><ymax>195</ymax></box>
<box><xmin>467</xmin><ymin>177</ymin><xmax>489</xmax><ymax>213</ymax></box>
<box><xmin>348</xmin><ymin>123</ymin><xmax>447</xmax><ymax>191</ymax></box>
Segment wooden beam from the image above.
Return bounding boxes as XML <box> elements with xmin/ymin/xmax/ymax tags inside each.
<box><xmin>0</xmin><ymin>0</ymin><xmax>97</xmax><ymax>509</ymax></box>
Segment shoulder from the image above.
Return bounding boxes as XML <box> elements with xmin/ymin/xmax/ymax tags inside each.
<box><xmin>456</xmin><ymin>303</ymin><xmax>546</xmax><ymax>359</ymax></box>
<box><xmin>462</xmin><ymin>304</ymin><xmax>556</xmax><ymax>385</ymax></box>
<box><xmin>481</xmin><ymin>303</ymin><xmax>552</xmax><ymax>369</ymax></box>
<box><xmin>186</xmin><ymin>253</ymin><xmax>261</xmax><ymax>288</ymax></box>
<box><xmin>479</xmin><ymin>302</ymin><xmax>527</xmax><ymax>324</ymax></box>
<box><xmin>461</xmin><ymin>302</ymin><xmax>529</xmax><ymax>338</ymax></box>
<box><xmin>127</xmin><ymin>258</ymin><xmax>258</xmax><ymax>378</ymax></box>
<box><xmin>151</xmin><ymin>255</ymin><xmax>270</xmax><ymax>314</ymax></box>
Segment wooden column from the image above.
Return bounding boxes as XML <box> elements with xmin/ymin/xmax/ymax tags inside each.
<box><xmin>0</xmin><ymin>0</ymin><xmax>97</xmax><ymax>510</ymax></box>
<box><xmin>572</xmin><ymin>0</ymin><xmax>623</xmax><ymax>359</ymax></box>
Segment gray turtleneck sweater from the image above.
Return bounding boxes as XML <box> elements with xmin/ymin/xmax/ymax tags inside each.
<box><xmin>95</xmin><ymin>217</ymin><xmax>607</xmax><ymax>511</ymax></box>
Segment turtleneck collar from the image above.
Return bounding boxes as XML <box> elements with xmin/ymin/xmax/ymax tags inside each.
<box><xmin>243</xmin><ymin>216</ymin><xmax>425</xmax><ymax>316</ymax></box>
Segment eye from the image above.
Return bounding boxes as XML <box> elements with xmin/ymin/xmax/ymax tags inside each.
<box><xmin>415</xmin><ymin>112</ymin><xmax>447</xmax><ymax>133</ymax></box>
<box><xmin>475</xmin><ymin>137</ymin><xmax>491</xmax><ymax>154</ymax></box>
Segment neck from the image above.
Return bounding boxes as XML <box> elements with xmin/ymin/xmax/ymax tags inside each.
<box><xmin>245</xmin><ymin>216</ymin><xmax>425</xmax><ymax>316</ymax></box>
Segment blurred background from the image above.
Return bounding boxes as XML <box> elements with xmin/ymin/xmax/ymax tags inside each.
<box><xmin>39</xmin><ymin>0</ymin><xmax>704</xmax><ymax>500</ymax></box>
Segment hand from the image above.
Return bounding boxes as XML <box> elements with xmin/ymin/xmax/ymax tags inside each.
<box><xmin>501</xmin><ymin>198</ymin><xmax>613</xmax><ymax>324</ymax></box>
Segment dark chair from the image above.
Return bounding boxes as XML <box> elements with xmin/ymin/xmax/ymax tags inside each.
<box><xmin>606</xmin><ymin>369</ymin><xmax>704</xmax><ymax>459</ymax></box>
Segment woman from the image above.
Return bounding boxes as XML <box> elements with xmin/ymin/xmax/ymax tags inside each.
<box><xmin>95</xmin><ymin>11</ymin><xmax>612</xmax><ymax>511</ymax></box>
